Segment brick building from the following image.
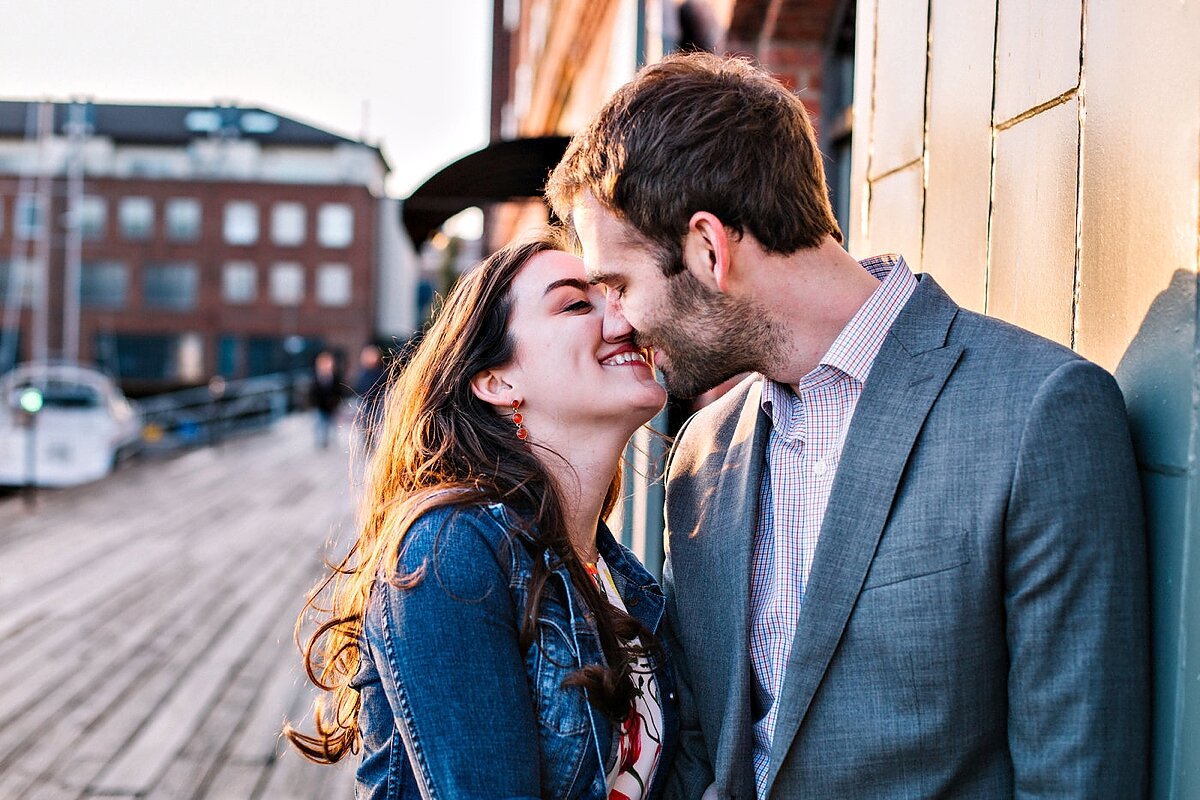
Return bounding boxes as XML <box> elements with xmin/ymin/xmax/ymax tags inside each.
<box><xmin>0</xmin><ymin>100</ymin><xmax>415</xmax><ymax>393</ymax></box>
<box><xmin>473</xmin><ymin>0</ymin><xmax>855</xmax><ymax>246</ymax></box>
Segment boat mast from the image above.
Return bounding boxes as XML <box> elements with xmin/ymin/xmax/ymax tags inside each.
<box><xmin>62</xmin><ymin>100</ymin><xmax>91</xmax><ymax>365</ymax></box>
<box><xmin>30</xmin><ymin>101</ymin><xmax>54</xmax><ymax>366</ymax></box>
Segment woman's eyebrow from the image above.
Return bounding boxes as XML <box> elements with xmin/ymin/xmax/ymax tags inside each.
<box><xmin>543</xmin><ymin>278</ymin><xmax>590</xmax><ymax>296</ymax></box>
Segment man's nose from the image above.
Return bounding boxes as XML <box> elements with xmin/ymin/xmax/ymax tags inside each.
<box><xmin>602</xmin><ymin>296</ymin><xmax>635</xmax><ymax>342</ymax></box>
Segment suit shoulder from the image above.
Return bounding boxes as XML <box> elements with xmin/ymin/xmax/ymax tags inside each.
<box><xmin>681</xmin><ymin>374</ymin><xmax>760</xmax><ymax>439</ymax></box>
<box><xmin>949</xmin><ymin>308</ymin><xmax>1088</xmax><ymax>379</ymax></box>
<box><xmin>669</xmin><ymin>374</ymin><xmax>760</xmax><ymax>462</ymax></box>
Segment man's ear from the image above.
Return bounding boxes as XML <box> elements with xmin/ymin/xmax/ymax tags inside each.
<box><xmin>682</xmin><ymin>211</ymin><xmax>735</xmax><ymax>293</ymax></box>
<box><xmin>470</xmin><ymin>368</ymin><xmax>514</xmax><ymax>408</ymax></box>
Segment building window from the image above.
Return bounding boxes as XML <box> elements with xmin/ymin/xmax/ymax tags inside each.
<box><xmin>81</xmin><ymin>261</ymin><xmax>129</xmax><ymax>309</ymax></box>
<box><xmin>143</xmin><ymin>262</ymin><xmax>199</xmax><ymax>311</ymax></box>
<box><xmin>222</xmin><ymin>261</ymin><xmax>258</xmax><ymax>304</ymax></box>
<box><xmin>94</xmin><ymin>333</ymin><xmax>176</xmax><ymax>380</ymax></box>
<box><xmin>93</xmin><ymin>332</ymin><xmax>201</xmax><ymax>382</ymax></box>
<box><xmin>218</xmin><ymin>335</ymin><xmax>243</xmax><ymax>378</ymax></box>
<box><xmin>271</xmin><ymin>202</ymin><xmax>306</xmax><ymax>246</ymax></box>
<box><xmin>317</xmin><ymin>203</ymin><xmax>354</xmax><ymax>248</ymax></box>
<box><xmin>246</xmin><ymin>335</ymin><xmax>324</xmax><ymax>377</ymax></box>
<box><xmin>223</xmin><ymin>201</ymin><xmax>259</xmax><ymax>245</ymax></box>
<box><xmin>0</xmin><ymin>259</ymin><xmax>37</xmax><ymax>307</ymax></box>
<box><xmin>269</xmin><ymin>262</ymin><xmax>305</xmax><ymax>305</ymax></box>
<box><xmin>166</xmin><ymin>198</ymin><xmax>202</xmax><ymax>241</ymax></box>
<box><xmin>315</xmin><ymin>263</ymin><xmax>352</xmax><ymax>307</ymax></box>
<box><xmin>14</xmin><ymin>195</ymin><xmax>44</xmax><ymax>240</ymax></box>
<box><xmin>119</xmin><ymin>196</ymin><xmax>155</xmax><ymax>240</ymax></box>
<box><xmin>77</xmin><ymin>196</ymin><xmax>107</xmax><ymax>240</ymax></box>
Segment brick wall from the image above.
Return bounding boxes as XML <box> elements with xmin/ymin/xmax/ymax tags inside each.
<box><xmin>0</xmin><ymin>177</ymin><xmax>376</xmax><ymax>384</ymax></box>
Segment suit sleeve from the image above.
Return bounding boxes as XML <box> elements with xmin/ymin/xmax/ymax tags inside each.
<box><xmin>662</xmin><ymin>415</ymin><xmax>718</xmax><ymax>800</ymax></box>
<box><xmin>1004</xmin><ymin>359</ymin><xmax>1150</xmax><ymax>798</ymax></box>
<box><xmin>662</xmin><ymin>553</ymin><xmax>717</xmax><ymax>800</ymax></box>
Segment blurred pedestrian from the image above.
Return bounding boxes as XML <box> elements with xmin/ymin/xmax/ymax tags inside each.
<box><xmin>308</xmin><ymin>350</ymin><xmax>342</xmax><ymax>450</ymax></box>
<box><xmin>353</xmin><ymin>344</ymin><xmax>387</xmax><ymax>452</ymax></box>
<box><xmin>286</xmin><ymin>231</ymin><xmax>678</xmax><ymax>799</ymax></box>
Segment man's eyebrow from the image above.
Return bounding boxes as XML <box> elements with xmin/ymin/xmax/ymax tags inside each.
<box><xmin>543</xmin><ymin>278</ymin><xmax>590</xmax><ymax>296</ymax></box>
<box><xmin>586</xmin><ymin>270</ymin><xmax>622</xmax><ymax>286</ymax></box>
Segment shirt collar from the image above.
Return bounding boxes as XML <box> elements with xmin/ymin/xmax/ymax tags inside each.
<box><xmin>821</xmin><ymin>254</ymin><xmax>916</xmax><ymax>382</ymax></box>
<box><xmin>760</xmin><ymin>254</ymin><xmax>918</xmax><ymax>420</ymax></box>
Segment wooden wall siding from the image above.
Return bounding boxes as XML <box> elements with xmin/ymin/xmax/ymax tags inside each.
<box><xmin>849</xmin><ymin>2</ymin><xmax>1200</xmax><ymax>797</ymax></box>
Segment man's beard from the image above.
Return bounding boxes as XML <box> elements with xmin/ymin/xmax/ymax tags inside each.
<box><xmin>636</xmin><ymin>268</ymin><xmax>779</xmax><ymax>399</ymax></box>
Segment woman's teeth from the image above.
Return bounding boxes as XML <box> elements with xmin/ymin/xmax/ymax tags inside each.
<box><xmin>602</xmin><ymin>351</ymin><xmax>647</xmax><ymax>366</ymax></box>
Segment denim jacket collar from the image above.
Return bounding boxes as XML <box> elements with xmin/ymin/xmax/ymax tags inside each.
<box><xmin>595</xmin><ymin>521</ymin><xmax>667</xmax><ymax>641</ymax></box>
<box><xmin>493</xmin><ymin>504</ymin><xmax>667</xmax><ymax>638</ymax></box>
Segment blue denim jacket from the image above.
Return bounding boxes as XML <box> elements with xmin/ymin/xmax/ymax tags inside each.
<box><xmin>351</xmin><ymin>502</ymin><xmax>679</xmax><ymax>799</ymax></box>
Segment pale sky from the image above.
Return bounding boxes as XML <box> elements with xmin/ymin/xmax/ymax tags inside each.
<box><xmin>0</xmin><ymin>0</ymin><xmax>492</xmax><ymax>197</ymax></box>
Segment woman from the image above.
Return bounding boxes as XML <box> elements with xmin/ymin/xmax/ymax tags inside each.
<box><xmin>286</xmin><ymin>230</ymin><xmax>678</xmax><ymax>799</ymax></box>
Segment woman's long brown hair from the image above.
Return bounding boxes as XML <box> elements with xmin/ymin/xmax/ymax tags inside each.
<box><xmin>285</xmin><ymin>230</ymin><xmax>660</xmax><ymax>764</ymax></box>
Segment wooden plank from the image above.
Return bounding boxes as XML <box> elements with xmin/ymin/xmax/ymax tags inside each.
<box><xmin>149</xmin><ymin>522</ymin><xmax>344</xmax><ymax>800</ymax></box>
<box><xmin>0</xmin><ymin>415</ymin><xmax>359</xmax><ymax>800</ymax></box>
<box><xmin>88</xmin><ymin>543</ymin><xmax>311</xmax><ymax>794</ymax></box>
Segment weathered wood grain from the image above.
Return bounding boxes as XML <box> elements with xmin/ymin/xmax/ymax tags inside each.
<box><xmin>0</xmin><ymin>414</ymin><xmax>360</xmax><ymax>799</ymax></box>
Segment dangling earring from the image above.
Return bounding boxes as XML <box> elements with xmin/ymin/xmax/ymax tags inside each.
<box><xmin>512</xmin><ymin>399</ymin><xmax>528</xmax><ymax>441</ymax></box>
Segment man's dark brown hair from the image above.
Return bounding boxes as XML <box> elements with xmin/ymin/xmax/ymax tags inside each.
<box><xmin>545</xmin><ymin>51</ymin><xmax>842</xmax><ymax>276</ymax></box>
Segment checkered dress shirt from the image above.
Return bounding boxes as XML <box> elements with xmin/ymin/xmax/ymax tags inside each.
<box><xmin>750</xmin><ymin>255</ymin><xmax>918</xmax><ymax>795</ymax></box>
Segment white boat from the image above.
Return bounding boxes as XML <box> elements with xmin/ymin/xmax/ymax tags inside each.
<box><xmin>0</xmin><ymin>363</ymin><xmax>142</xmax><ymax>487</ymax></box>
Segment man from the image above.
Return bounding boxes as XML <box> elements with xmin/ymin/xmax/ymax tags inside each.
<box><xmin>309</xmin><ymin>350</ymin><xmax>344</xmax><ymax>450</ymax></box>
<box><xmin>546</xmin><ymin>52</ymin><xmax>1149</xmax><ymax>799</ymax></box>
<box><xmin>353</xmin><ymin>343</ymin><xmax>388</xmax><ymax>451</ymax></box>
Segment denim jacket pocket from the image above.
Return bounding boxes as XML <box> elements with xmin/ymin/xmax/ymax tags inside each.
<box><xmin>532</xmin><ymin>616</ymin><xmax>589</xmax><ymax>735</ymax></box>
<box><xmin>527</xmin><ymin>614</ymin><xmax>595</xmax><ymax>799</ymax></box>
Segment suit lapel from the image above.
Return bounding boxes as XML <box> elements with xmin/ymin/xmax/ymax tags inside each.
<box><xmin>761</xmin><ymin>275</ymin><xmax>964</xmax><ymax>795</ymax></box>
<box><xmin>703</xmin><ymin>380</ymin><xmax>769</xmax><ymax>794</ymax></box>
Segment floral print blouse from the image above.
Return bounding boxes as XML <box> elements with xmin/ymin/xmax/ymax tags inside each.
<box><xmin>586</xmin><ymin>555</ymin><xmax>664</xmax><ymax>800</ymax></box>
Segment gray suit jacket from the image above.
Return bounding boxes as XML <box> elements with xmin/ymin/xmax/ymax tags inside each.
<box><xmin>662</xmin><ymin>274</ymin><xmax>1149</xmax><ymax>799</ymax></box>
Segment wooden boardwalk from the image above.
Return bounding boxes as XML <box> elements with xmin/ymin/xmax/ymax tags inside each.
<box><xmin>0</xmin><ymin>413</ymin><xmax>362</xmax><ymax>799</ymax></box>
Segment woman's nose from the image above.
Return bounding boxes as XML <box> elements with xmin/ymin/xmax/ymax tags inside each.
<box><xmin>602</xmin><ymin>298</ymin><xmax>634</xmax><ymax>342</ymax></box>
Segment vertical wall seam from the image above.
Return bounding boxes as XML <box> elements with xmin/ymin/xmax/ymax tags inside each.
<box><xmin>984</xmin><ymin>0</ymin><xmax>1002</xmax><ymax>317</ymax></box>
<box><xmin>919</xmin><ymin>0</ymin><xmax>933</xmax><ymax>273</ymax></box>
<box><xmin>1071</xmin><ymin>0</ymin><xmax>1087</xmax><ymax>352</ymax></box>
<box><xmin>862</xmin><ymin>0</ymin><xmax>881</xmax><ymax>249</ymax></box>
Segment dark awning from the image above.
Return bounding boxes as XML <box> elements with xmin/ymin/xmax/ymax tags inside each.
<box><xmin>402</xmin><ymin>136</ymin><xmax>571</xmax><ymax>244</ymax></box>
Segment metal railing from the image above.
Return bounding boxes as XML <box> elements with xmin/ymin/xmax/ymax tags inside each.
<box><xmin>135</xmin><ymin>371</ymin><xmax>308</xmax><ymax>452</ymax></box>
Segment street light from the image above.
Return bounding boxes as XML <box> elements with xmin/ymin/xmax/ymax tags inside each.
<box><xmin>18</xmin><ymin>387</ymin><xmax>43</xmax><ymax>414</ymax></box>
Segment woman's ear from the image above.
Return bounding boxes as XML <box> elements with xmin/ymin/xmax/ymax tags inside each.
<box><xmin>683</xmin><ymin>211</ymin><xmax>735</xmax><ymax>293</ymax></box>
<box><xmin>470</xmin><ymin>368</ymin><xmax>514</xmax><ymax>408</ymax></box>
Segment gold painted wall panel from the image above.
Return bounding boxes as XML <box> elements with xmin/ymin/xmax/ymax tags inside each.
<box><xmin>923</xmin><ymin>0</ymin><xmax>997</xmax><ymax>312</ymax></box>
<box><xmin>867</xmin><ymin>0</ymin><xmax>928</xmax><ymax>179</ymax></box>
<box><xmin>987</xmin><ymin>98</ymin><xmax>1079</xmax><ymax>346</ymax></box>
<box><xmin>847</xmin><ymin>0</ymin><xmax>878</xmax><ymax>256</ymax></box>
<box><xmin>994</xmin><ymin>0</ymin><xmax>1081</xmax><ymax>122</ymax></box>
<box><xmin>1075</xmin><ymin>0</ymin><xmax>1200</xmax><ymax>375</ymax></box>
<box><xmin>866</xmin><ymin>162</ymin><xmax>924</xmax><ymax>272</ymax></box>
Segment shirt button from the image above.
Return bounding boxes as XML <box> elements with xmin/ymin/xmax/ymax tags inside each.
<box><xmin>813</xmin><ymin>459</ymin><xmax>827</xmax><ymax>476</ymax></box>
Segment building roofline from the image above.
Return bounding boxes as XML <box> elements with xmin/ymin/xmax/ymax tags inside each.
<box><xmin>0</xmin><ymin>98</ymin><xmax>389</xmax><ymax>172</ymax></box>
